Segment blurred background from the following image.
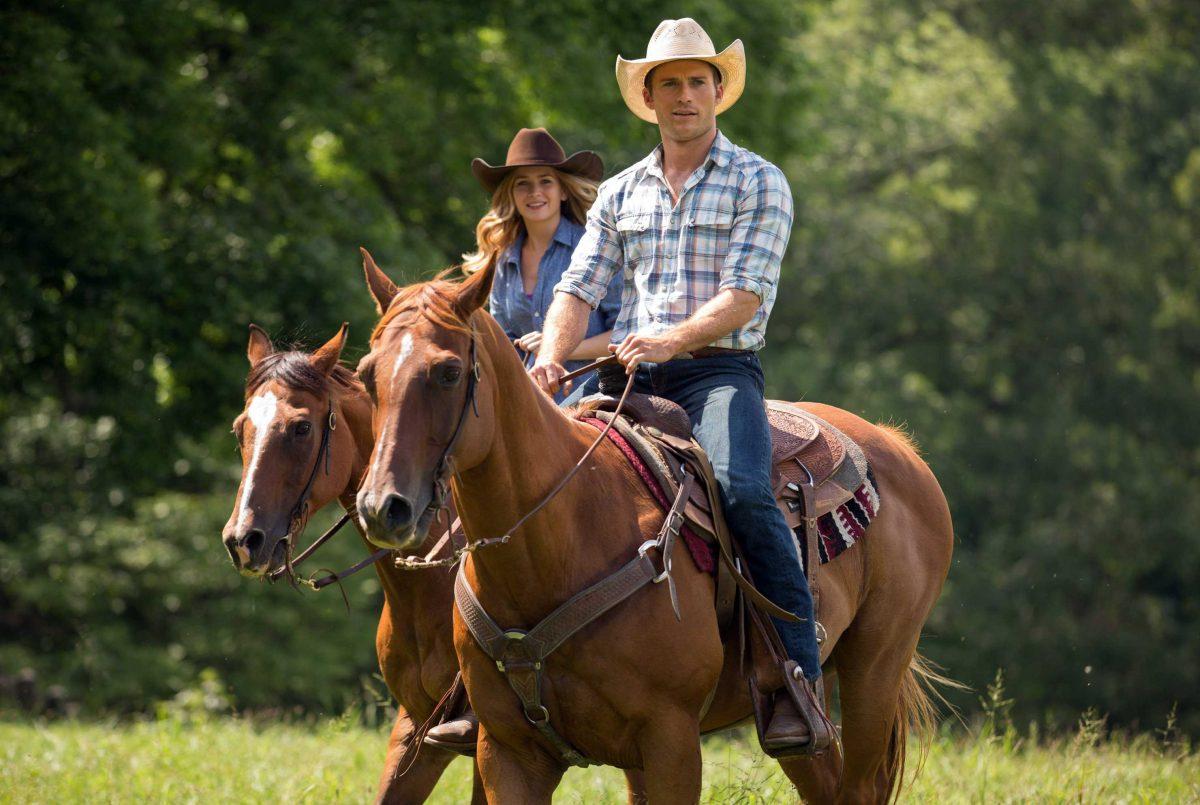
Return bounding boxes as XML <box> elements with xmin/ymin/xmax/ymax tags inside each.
<box><xmin>1</xmin><ymin>0</ymin><xmax>1197</xmax><ymax>734</ymax></box>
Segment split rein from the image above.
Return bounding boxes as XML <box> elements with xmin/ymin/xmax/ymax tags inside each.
<box><xmin>269</xmin><ymin>352</ymin><xmax>630</xmax><ymax>590</ymax></box>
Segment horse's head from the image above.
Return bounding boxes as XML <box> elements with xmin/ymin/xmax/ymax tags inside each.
<box><xmin>222</xmin><ymin>322</ymin><xmax>364</xmax><ymax>576</ymax></box>
<box><xmin>355</xmin><ymin>248</ymin><xmax>497</xmax><ymax>550</ymax></box>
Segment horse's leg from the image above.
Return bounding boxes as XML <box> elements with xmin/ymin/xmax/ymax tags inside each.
<box><xmin>470</xmin><ymin>761</ymin><xmax>486</xmax><ymax>805</ymax></box>
<box><xmin>636</xmin><ymin>714</ymin><xmax>703</xmax><ymax>804</ymax></box>
<box><xmin>830</xmin><ymin>618</ymin><xmax>925</xmax><ymax>804</ymax></box>
<box><xmin>475</xmin><ymin>725</ymin><xmax>563</xmax><ymax>804</ymax></box>
<box><xmin>623</xmin><ymin>769</ymin><xmax>647</xmax><ymax>804</ymax></box>
<box><xmin>777</xmin><ymin>752</ymin><xmax>842</xmax><ymax>804</ymax></box>
<box><xmin>375</xmin><ymin>706</ymin><xmax>454</xmax><ymax>804</ymax></box>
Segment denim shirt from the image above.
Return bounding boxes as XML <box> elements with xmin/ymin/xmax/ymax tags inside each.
<box><xmin>489</xmin><ymin>217</ymin><xmax>623</xmax><ymax>396</ymax></box>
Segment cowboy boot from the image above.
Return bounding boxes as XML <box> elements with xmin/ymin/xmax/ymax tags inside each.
<box><xmin>762</xmin><ymin>661</ymin><xmax>832</xmax><ymax>757</ymax></box>
<box><xmin>423</xmin><ymin>705</ymin><xmax>479</xmax><ymax>756</ymax></box>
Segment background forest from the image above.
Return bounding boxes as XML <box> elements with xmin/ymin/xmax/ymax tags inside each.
<box><xmin>2</xmin><ymin>0</ymin><xmax>1197</xmax><ymax>734</ymax></box>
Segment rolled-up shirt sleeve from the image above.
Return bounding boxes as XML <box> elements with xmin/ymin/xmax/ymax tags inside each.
<box><xmin>719</xmin><ymin>164</ymin><xmax>793</xmax><ymax>304</ymax></box>
<box><xmin>554</xmin><ymin>181</ymin><xmax>623</xmax><ymax>310</ymax></box>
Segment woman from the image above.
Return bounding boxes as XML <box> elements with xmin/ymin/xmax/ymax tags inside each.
<box><xmin>465</xmin><ymin>128</ymin><xmax>622</xmax><ymax>400</ymax></box>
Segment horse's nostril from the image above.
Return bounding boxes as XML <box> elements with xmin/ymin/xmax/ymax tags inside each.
<box><xmin>244</xmin><ymin>529</ymin><xmax>265</xmax><ymax>556</ymax></box>
<box><xmin>224</xmin><ymin>539</ymin><xmax>241</xmax><ymax>569</ymax></box>
<box><xmin>383</xmin><ymin>494</ymin><xmax>414</xmax><ymax>531</ymax></box>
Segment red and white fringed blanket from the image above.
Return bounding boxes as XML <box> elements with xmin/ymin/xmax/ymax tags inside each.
<box><xmin>812</xmin><ymin>468</ymin><xmax>879</xmax><ymax>565</ymax></box>
<box><xmin>582</xmin><ymin>418</ymin><xmax>879</xmax><ymax>574</ymax></box>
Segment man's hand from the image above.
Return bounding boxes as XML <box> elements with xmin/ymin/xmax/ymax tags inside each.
<box><xmin>529</xmin><ymin>359</ymin><xmax>571</xmax><ymax>396</ymax></box>
<box><xmin>610</xmin><ymin>332</ymin><xmax>682</xmax><ymax>371</ymax></box>
<box><xmin>514</xmin><ymin>331</ymin><xmax>543</xmax><ymax>354</ymax></box>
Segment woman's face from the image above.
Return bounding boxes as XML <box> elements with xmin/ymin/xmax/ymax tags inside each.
<box><xmin>510</xmin><ymin>167</ymin><xmax>564</xmax><ymax>227</ymax></box>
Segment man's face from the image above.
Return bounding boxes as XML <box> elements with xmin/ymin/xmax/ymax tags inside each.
<box><xmin>643</xmin><ymin>59</ymin><xmax>724</xmax><ymax>145</ymax></box>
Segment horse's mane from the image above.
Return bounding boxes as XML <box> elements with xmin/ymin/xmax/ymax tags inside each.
<box><xmin>245</xmin><ymin>351</ymin><xmax>360</xmax><ymax>399</ymax></box>
<box><xmin>370</xmin><ymin>267</ymin><xmax>474</xmax><ymax>342</ymax></box>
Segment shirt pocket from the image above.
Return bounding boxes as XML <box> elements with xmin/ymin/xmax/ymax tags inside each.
<box><xmin>615</xmin><ymin>211</ymin><xmax>655</xmax><ymax>275</ymax></box>
<box><xmin>686</xmin><ymin>206</ymin><xmax>735</xmax><ymax>263</ymax></box>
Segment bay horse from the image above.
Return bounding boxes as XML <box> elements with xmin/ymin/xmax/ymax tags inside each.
<box><xmin>354</xmin><ymin>252</ymin><xmax>954</xmax><ymax>804</ymax></box>
<box><xmin>221</xmin><ymin>323</ymin><xmax>483</xmax><ymax>804</ymax></box>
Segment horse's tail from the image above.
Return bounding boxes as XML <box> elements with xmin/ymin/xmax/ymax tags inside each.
<box><xmin>883</xmin><ymin>651</ymin><xmax>965</xmax><ymax>802</ymax></box>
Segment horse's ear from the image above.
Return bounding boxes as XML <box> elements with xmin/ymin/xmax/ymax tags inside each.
<box><xmin>361</xmin><ymin>247</ymin><xmax>399</xmax><ymax>315</ymax></box>
<box><xmin>247</xmin><ymin>323</ymin><xmax>274</xmax><ymax>367</ymax></box>
<box><xmin>310</xmin><ymin>322</ymin><xmax>349</xmax><ymax>377</ymax></box>
<box><xmin>454</xmin><ymin>260</ymin><xmax>496</xmax><ymax>319</ymax></box>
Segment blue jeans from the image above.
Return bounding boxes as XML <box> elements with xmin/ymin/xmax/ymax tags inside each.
<box><xmin>563</xmin><ymin>354</ymin><xmax>821</xmax><ymax>680</ymax></box>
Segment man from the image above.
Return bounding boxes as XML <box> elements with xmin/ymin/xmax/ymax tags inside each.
<box><xmin>529</xmin><ymin>18</ymin><xmax>827</xmax><ymax>753</ymax></box>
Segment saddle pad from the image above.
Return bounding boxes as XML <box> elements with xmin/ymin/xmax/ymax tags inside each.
<box><xmin>582</xmin><ymin>418</ymin><xmax>715</xmax><ymax>574</ymax></box>
<box><xmin>807</xmin><ymin>468</ymin><xmax>879</xmax><ymax>569</ymax></box>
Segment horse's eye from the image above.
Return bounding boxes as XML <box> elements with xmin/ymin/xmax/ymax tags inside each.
<box><xmin>439</xmin><ymin>365</ymin><xmax>463</xmax><ymax>386</ymax></box>
<box><xmin>295</xmin><ymin>421</ymin><xmax>312</xmax><ymax>437</ymax></box>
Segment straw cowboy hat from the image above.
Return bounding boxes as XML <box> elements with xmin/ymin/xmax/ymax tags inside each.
<box><xmin>471</xmin><ymin>128</ymin><xmax>604</xmax><ymax>195</ymax></box>
<box><xmin>615</xmin><ymin>18</ymin><xmax>745</xmax><ymax>124</ymax></box>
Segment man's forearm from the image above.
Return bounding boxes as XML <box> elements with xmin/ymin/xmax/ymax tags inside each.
<box><xmin>569</xmin><ymin>331</ymin><xmax>614</xmax><ymax>360</ymax></box>
<box><xmin>538</xmin><ymin>292</ymin><xmax>592</xmax><ymax>364</ymax></box>
<box><xmin>663</xmin><ymin>289</ymin><xmax>759</xmax><ymax>354</ymax></box>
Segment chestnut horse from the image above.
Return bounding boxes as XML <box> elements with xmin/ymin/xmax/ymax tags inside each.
<box><xmin>354</xmin><ymin>253</ymin><xmax>954</xmax><ymax>804</ymax></box>
<box><xmin>221</xmin><ymin>323</ymin><xmax>482</xmax><ymax>804</ymax></box>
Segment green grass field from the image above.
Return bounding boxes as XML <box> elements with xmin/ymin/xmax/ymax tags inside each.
<box><xmin>2</xmin><ymin>716</ymin><xmax>1197</xmax><ymax>803</ymax></box>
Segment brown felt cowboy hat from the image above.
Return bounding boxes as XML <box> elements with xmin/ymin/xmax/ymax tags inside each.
<box><xmin>615</xmin><ymin>18</ymin><xmax>745</xmax><ymax>124</ymax></box>
<box><xmin>471</xmin><ymin>128</ymin><xmax>604</xmax><ymax>195</ymax></box>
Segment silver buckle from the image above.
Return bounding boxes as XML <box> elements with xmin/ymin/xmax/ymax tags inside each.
<box><xmin>638</xmin><ymin>539</ymin><xmax>671</xmax><ymax>584</ymax></box>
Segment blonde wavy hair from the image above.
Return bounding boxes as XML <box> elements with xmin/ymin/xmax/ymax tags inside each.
<box><xmin>462</xmin><ymin>169</ymin><xmax>598</xmax><ymax>275</ymax></box>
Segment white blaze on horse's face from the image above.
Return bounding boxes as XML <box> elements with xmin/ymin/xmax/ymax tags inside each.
<box><xmin>237</xmin><ymin>390</ymin><xmax>279</xmax><ymax>528</ymax></box>
<box><xmin>360</xmin><ymin>332</ymin><xmax>414</xmax><ymax>526</ymax></box>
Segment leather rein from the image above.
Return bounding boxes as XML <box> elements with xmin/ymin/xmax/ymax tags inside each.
<box><xmin>392</xmin><ymin>345</ymin><xmax>631</xmax><ymax>571</ymax></box>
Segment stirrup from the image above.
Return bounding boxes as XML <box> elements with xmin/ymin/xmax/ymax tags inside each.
<box><xmin>749</xmin><ymin>662</ymin><xmax>833</xmax><ymax>758</ymax></box>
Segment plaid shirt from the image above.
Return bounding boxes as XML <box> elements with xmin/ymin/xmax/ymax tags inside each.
<box><xmin>554</xmin><ymin>131</ymin><xmax>793</xmax><ymax>352</ymax></box>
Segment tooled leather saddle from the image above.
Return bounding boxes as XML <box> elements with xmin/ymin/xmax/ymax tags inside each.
<box><xmin>580</xmin><ymin>391</ymin><xmax>871</xmax><ymax>630</ymax></box>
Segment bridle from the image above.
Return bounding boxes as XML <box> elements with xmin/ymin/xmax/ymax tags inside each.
<box><xmin>267</xmin><ymin>396</ymin><xmax>391</xmax><ymax>590</ymax></box>
<box><xmin>419</xmin><ymin>325</ymin><xmax>481</xmax><ymax>527</ymax></box>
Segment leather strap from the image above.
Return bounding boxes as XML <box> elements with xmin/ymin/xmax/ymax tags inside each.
<box><xmin>654</xmin><ymin>433</ymin><xmax>805</xmax><ymax>624</ymax></box>
<box><xmin>687</xmin><ymin>347</ymin><xmax>753</xmax><ymax>358</ymax></box>
<box><xmin>799</xmin><ymin>481</ymin><xmax>823</xmax><ymax>641</ymax></box>
<box><xmin>455</xmin><ymin>553</ymin><xmax>660</xmax><ymax>670</ymax></box>
<box><xmin>453</xmin><ymin>471</ymin><xmax>695</xmax><ymax>767</ymax></box>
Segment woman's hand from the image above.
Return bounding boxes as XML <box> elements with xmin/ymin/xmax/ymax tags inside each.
<box><xmin>514</xmin><ymin>331</ymin><xmax>544</xmax><ymax>354</ymax></box>
<box><xmin>529</xmin><ymin>358</ymin><xmax>571</xmax><ymax>396</ymax></box>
